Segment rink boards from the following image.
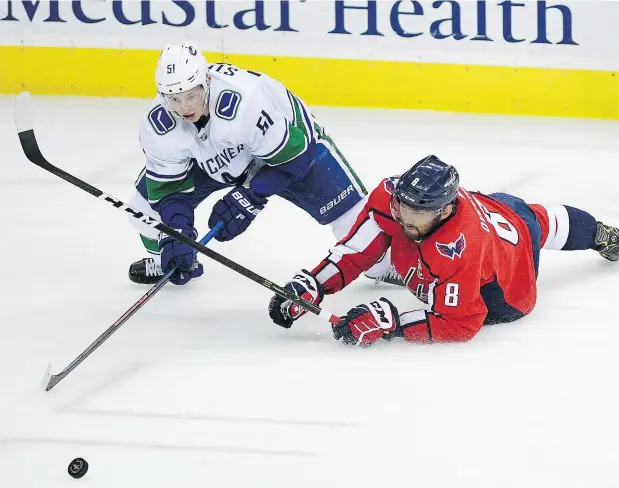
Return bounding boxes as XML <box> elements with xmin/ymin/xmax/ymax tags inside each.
<box><xmin>1</xmin><ymin>0</ymin><xmax>618</xmax><ymax>118</ymax></box>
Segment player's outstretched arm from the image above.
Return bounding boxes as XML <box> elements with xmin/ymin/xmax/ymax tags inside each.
<box><xmin>267</xmin><ymin>197</ymin><xmax>392</xmax><ymax>329</ymax></box>
<box><xmin>332</xmin><ymin>279</ymin><xmax>488</xmax><ymax>346</ymax></box>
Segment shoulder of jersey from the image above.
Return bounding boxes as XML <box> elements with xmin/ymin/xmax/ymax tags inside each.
<box><xmin>427</xmin><ymin>195</ymin><xmax>480</xmax><ymax>264</ymax></box>
<box><xmin>140</xmin><ymin>99</ymin><xmax>191</xmax><ymax>160</ymax></box>
<box><xmin>368</xmin><ymin>177</ymin><xmax>399</xmax><ymax>215</ymax></box>
<box><xmin>208</xmin><ymin>65</ymin><xmax>262</xmax><ymax>124</ymax></box>
<box><xmin>141</xmin><ymin>99</ymin><xmax>178</xmax><ymax>136</ymax></box>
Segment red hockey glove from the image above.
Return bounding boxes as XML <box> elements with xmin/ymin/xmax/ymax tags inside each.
<box><xmin>332</xmin><ymin>297</ymin><xmax>400</xmax><ymax>347</ymax></box>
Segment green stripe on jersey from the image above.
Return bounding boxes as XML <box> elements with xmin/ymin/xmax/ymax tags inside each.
<box><xmin>146</xmin><ymin>175</ymin><xmax>195</xmax><ymax>203</ymax></box>
<box><xmin>263</xmin><ymin>92</ymin><xmax>310</xmax><ymax>166</ymax></box>
<box><xmin>290</xmin><ymin>92</ymin><xmax>312</xmax><ymax>139</ymax></box>
<box><xmin>264</xmin><ymin>124</ymin><xmax>308</xmax><ymax>165</ymax></box>
<box><xmin>140</xmin><ymin>235</ymin><xmax>160</xmax><ymax>253</ymax></box>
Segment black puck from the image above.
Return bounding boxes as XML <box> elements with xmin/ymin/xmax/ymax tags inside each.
<box><xmin>68</xmin><ymin>458</ymin><xmax>88</xmax><ymax>479</ymax></box>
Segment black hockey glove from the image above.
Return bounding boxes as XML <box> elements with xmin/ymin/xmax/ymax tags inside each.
<box><xmin>269</xmin><ymin>270</ymin><xmax>324</xmax><ymax>328</ymax></box>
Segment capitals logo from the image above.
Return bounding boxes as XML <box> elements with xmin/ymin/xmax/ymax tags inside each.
<box><xmin>383</xmin><ymin>176</ymin><xmax>399</xmax><ymax>195</ymax></box>
<box><xmin>436</xmin><ymin>233</ymin><xmax>467</xmax><ymax>260</ymax></box>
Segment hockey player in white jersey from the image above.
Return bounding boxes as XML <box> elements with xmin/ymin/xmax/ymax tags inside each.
<box><xmin>128</xmin><ymin>41</ymin><xmax>391</xmax><ymax>285</ymax></box>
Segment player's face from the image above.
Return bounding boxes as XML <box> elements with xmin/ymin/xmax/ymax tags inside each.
<box><xmin>391</xmin><ymin>197</ymin><xmax>445</xmax><ymax>241</ymax></box>
<box><xmin>164</xmin><ymin>85</ymin><xmax>206</xmax><ymax>122</ymax></box>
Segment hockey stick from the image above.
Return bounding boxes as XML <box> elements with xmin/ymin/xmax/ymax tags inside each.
<box><xmin>41</xmin><ymin>222</ymin><xmax>224</xmax><ymax>392</ymax></box>
<box><xmin>15</xmin><ymin>92</ymin><xmax>339</xmax><ymax>324</ymax></box>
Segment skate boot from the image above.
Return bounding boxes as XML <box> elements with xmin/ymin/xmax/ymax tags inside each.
<box><xmin>594</xmin><ymin>222</ymin><xmax>619</xmax><ymax>262</ymax></box>
<box><xmin>374</xmin><ymin>265</ymin><xmax>406</xmax><ymax>287</ymax></box>
<box><xmin>129</xmin><ymin>257</ymin><xmax>164</xmax><ymax>284</ymax></box>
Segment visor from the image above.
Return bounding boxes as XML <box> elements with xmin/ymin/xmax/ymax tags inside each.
<box><xmin>162</xmin><ymin>85</ymin><xmax>206</xmax><ymax>115</ymax></box>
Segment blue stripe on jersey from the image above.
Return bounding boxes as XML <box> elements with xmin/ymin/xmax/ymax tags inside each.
<box><xmin>145</xmin><ymin>169</ymin><xmax>188</xmax><ymax>181</ymax></box>
<box><xmin>255</xmin><ymin>123</ymin><xmax>290</xmax><ymax>160</ymax></box>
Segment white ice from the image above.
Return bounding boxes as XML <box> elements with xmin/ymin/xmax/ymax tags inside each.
<box><xmin>0</xmin><ymin>95</ymin><xmax>618</xmax><ymax>487</ymax></box>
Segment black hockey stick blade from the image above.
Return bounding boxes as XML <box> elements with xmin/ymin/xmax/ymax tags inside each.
<box><xmin>15</xmin><ymin>91</ymin><xmax>109</xmax><ymax>198</ymax></box>
<box><xmin>14</xmin><ymin>92</ymin><xmax>340</xmax><ymax>326</ymax></box>
<box><xmin>40</xmin><ymin>224</ymin><xmax>223</xmax><ymax>392</ymax></box>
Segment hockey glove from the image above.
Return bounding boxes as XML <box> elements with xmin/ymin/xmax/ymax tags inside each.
<box><xmin>208</xmin><ymin>186</ymin><xmax>267</xmax><ymax>242</ymax></box>
<box><xmin>332</xmin><ymin>297</ymin><xmax>400</xmax><ymax>347</ymax></box>
<box><xmin>269</xmin><ymin>270</ymin><xmax>325</xmax><ymax>328</ymax></box>
<box><xmin>159</xmin><ymin>226</ymin><xmax>204</xmax><ymax>285</ymax></box>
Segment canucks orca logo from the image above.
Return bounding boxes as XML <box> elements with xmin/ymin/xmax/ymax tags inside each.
<box><xmin>188</xmin><ymin>45</ymin><xmax>197</xmax><ymax>56</ymax></box>
<box><xmin>383</xmin><ymin>176</ymin><xmax>399</xmax><ymax>195</ymax></box>
<box><xmin>436</xmin><ymin>233</ymin><xmax>467</xmax><ymax>260</ymax></box>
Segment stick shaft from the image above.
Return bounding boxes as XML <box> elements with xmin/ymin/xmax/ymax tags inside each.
<box><xmin>44</xmin><ymin>224</ymin><xmax>223</xmax><ymax>391</ymax></box>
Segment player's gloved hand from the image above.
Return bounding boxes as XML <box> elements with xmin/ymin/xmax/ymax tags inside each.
<box><xmin>159</xmin><ymin>226</ymin><xmax>204</xmax><ymax>285</ymax></box>
<box><xmin>269</xmin><ymin>270</ymin><xmax>324</xmax><ymax>328</ymax></box>
<box><xmin>332</xmin><ymin>297</ymin><xmax>400</xmax><ymax>347</ymax></box>
<box><xmin>208</xmin><ymin>186</ymin><xmax>268</xmax><ymax>242</ymax></box>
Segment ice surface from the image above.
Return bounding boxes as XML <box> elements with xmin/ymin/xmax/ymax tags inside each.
<box><xmin>1</xmin><ymin>95</ymin><xmax>618</xmax><ymax>487</ymax></box>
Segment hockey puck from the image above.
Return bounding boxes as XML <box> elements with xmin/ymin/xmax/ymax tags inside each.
<box><xmin>68</xmin><ymin>458</ymin><xmax>88</xmax><ymax>479</ymax></box>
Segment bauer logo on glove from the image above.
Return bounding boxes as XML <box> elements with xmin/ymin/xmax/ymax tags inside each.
<box><xmin>208</xmin><ymin>186</ymin><xmax>268</xmax><ymax>242</ymax></box>
<box><xmin>232</xmin><ymin>190</ymin><xmax>262</xmax><ymax>216</ymax></box>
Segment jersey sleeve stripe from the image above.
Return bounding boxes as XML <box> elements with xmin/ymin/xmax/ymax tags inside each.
<box><xmin>287</xmin><ymin>90</ymin><xmax>299</xmax><ymax>126</ymax></box>
<box><xmin>134</xmin><ymin>167</ymin><xmax>147</xmax><ymax>187</ymax></box>
<box><xmin>253</xmin><ymin>123</ymin><xmax>290</xmax><ymax>160</ymax></box>
<box><xmin>400</xmin><ymin>310</ymin><xmax>429</xmax><ymax>326</ymax></box>
<box><xmin>146</xmin><ymin>176</ymin><xmax>195</xmax><ymax>204</ymax></box>
<box><xmin>400</xmin><ymin>310</ymin><xmax>433</xmax><ymax>343</ymax></box>
<box><xmin>329</xmin><ymin>216</ymin><xmax>383</xmax><ymax>261</ymax></box>
<box><xmin>140</xmin><ymin>235</ymin><xmax>161</xmax><ymax>254</ymax></box>
<box><xmin>262</xmin><ymin>124</ymin><xmax>308</xmax><ymax>165</ymax></box>
<box><xmin>370</xmin><ymin>207</ymin><xmax>396</xmax><ymax>221</ymax></box>
<box><xmin>291</xmin><ymin>92</ymin><xmax>315</xmax><ymax>144</ymax></box>
<box><xmin>258</xmin><ymin>91</ymin><xmax>311</xmax><ymax>166</ymax></box>
<box><xmin>145</xmin><ymin>169</ymin><xmax>189</xmax><ymax>182</ymax></box>
<box><xmin>314</xmin><ymin>260</ymin><xmax>346</xmax><ymax>290</ymax></box>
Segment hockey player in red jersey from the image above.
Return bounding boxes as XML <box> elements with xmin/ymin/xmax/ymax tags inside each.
<box><xmin>268</xmin><ymin>155</ymin><xmax>619</xmax><ymax>346</ymax></box>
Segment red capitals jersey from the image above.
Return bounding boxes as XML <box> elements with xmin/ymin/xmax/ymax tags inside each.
<box><xmin>311</xmin><ymin>177</ymin><xmax>548</xmax><ymax>343</ymax></box>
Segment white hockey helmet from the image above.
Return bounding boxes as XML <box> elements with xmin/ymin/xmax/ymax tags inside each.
<box><xmin>155</xmin><ymin>41</ymin><xmax>209</xmax><ymax>117</ymax></box>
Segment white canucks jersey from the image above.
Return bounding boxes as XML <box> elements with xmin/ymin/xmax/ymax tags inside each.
<box><xmin>138</xmin><ymin>63</ymin><xmax>319</xmax><ymax>204</ymax></box>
